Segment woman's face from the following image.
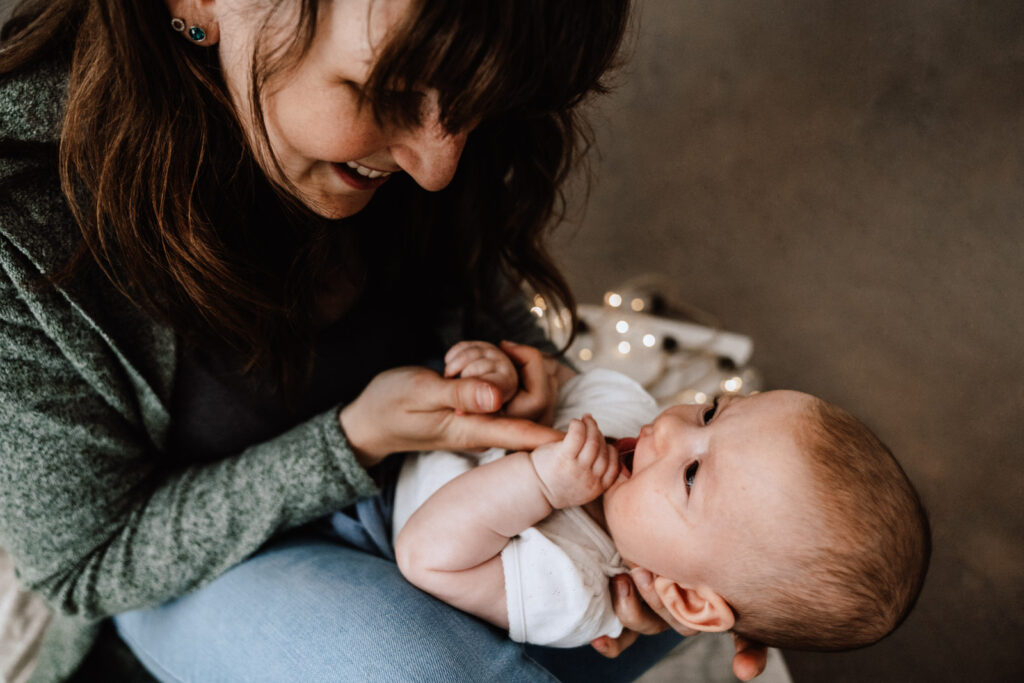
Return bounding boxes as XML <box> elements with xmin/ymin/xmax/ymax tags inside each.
<box><xmin>215</xmin><ymin>0</ymin><xmax>470</xmax><ymax>218</ymax></box>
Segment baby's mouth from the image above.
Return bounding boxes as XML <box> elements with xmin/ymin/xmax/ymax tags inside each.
<box><xmin>615</xmin><ymin>438</ymin><xmax>637</xmax><ymax>478</ymax></box>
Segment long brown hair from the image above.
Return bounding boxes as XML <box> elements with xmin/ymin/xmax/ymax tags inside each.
<box><xmin>1</xmin><ymin>0</ymin><xmax>630</xmax><ymax>390</ymax></box>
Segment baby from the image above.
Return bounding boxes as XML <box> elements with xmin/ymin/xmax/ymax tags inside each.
<box><xmin>393</xmin><ymin>341</ymin><xmax>931</xmax><ymax>652</ymax></box>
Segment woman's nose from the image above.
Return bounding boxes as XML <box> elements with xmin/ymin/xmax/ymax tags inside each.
<box><xmin>390</xmin><ymin>94</ymin><xmax>469</xmax><ymax>192</ymax></box>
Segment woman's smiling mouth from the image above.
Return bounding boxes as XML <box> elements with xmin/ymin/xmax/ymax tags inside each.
<box><xmin>331</xmin><ymin>161</ymin><xmax>394</xmax><ymax>190</ymax></box>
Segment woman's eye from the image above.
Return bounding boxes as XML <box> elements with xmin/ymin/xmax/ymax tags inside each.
<box><xmin>685</xmin><ymin>460</ymin><xmax>700</xmax><ymax>492</ymax></box>
<box><xmin>702</xmin><ymin>397</ymin><xmax>720</xmax><ymax>425</ymax></box>
<box><xmin>341</xmin><ymin>79</ymin><xmax>371</xmax><ymax>101</ymax></box>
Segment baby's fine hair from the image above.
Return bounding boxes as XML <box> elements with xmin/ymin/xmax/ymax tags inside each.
<box><xmin>728</xmin><ymin>397</ymin><xmax>931</xmax><ymax>651</ymax></box>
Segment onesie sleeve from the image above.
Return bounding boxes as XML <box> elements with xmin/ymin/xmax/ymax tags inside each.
<box><xmin>502</xmin><ymin>525</ymin><xmax>624</xmax><ymax>648</ymax></box>
<box><xmin>499</xmin><ymin>370</ymin><xmax>659</xmax><ymax>647</ymax></box>
<box><xmin>390</xmin><ymin>449</ymin><xmax>493</xmax><ymax>544</ymax></box>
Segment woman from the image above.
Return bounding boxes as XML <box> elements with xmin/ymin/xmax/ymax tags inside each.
<box><xmin>0</xmin><ymin>0</ymin><xmax>766</xmax><ymax>679</ymax></box>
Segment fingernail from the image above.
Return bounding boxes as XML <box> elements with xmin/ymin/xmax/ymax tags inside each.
<box><xmin>593</xmin><ymin>637</ymin><xmax>608</xmax><ymax>651</ymax></box>
<box><xmin>616</xmin><ymin>575</ymin><xmax>632</xmax><ymax>599</ymax></box>
<box><xmin>631</xmin><ymin>568</ymin><xmax>653</xmax><ymax>590</ymax></box>
<box><xmin>477</xmin><ymin>386</ymin><xmax>497</xmax><ymax>411</ymax></box>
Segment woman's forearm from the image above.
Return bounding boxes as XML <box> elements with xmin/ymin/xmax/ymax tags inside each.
<box><xmin>0</xmin><ymin>262</ymin><xmax>378</xmax><ymax>619</ymax></box>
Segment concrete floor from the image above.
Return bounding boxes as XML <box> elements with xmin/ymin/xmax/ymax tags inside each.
<box><xmin>553</xmin><ymin>1</ymin><xmax>1023</xmax><ymax>681</ymax></box>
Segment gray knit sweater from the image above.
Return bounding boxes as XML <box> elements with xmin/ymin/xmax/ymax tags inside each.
<box><xmin>0</xmin><ymin>59</ymin><xmax>548</xmax><ymax>680</ymax></box>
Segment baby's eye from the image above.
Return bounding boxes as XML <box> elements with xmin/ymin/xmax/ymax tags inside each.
<box><xmin>684</xmin><ymin>460</ymin><xmax>700</xmax><ymax>492</ymax></box>
<box><xmin>702</xmin><ymin>397</ymin><xmax>720</xmax><ymax>425</ymax></box>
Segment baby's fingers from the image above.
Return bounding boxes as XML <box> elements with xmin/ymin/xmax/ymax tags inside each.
<box><xmin>444</xmin><ymin>343</ymin><xmax>490</xmax><ymax>378</ymax></box>
<box><xmin>562</xmin><ymin>418</ymin><xmax>586</xmax><ymax>453</ymax></box>
<box><xmin>575</xmin><ymin>414</ymin><xmax>605</xmax><ymax>468</ymax></box>
<box><xmin>599</xmin><ymin>442</ymin><xmax>620</xmax><ymax>489</ymax></box>
<box><xmin>456</xmin><ymin>358</ymin><xmax>502</xmax><ymax>381</ymax></box>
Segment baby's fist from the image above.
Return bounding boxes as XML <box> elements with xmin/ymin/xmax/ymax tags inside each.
<box><xmin>531</xmin><ymin>414</ymin><xmax>620</xmax><ymax>509</ymax></box>
<box><xmin>444</xmin><ymin>341</ymin><xmax>518</xmax><ymax>405</ymax></box>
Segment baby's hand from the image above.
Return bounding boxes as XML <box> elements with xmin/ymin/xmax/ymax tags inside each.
<box><xmin>530</xmin><ymin>414</ymin><xmax>619</xmax><ymax>509</ymax></box>
<box><xmin>444</xmin><ymin>341</ymin><xmax>518</xmax><ymax>406</ymax></box>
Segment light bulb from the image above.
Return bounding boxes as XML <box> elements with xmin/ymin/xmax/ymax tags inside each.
<box><xmin>722</xmin><ymin>376</ymin><xmax>743</xmax><ymax>393</ymax></box>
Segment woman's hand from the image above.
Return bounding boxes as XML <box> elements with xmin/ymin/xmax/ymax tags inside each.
<box><xmin>339</xmin><ymin>366</ymin><xmax>563</xmax><ymax>467</ymax></box>
<box><xmin>499</xmin><ymin>340</ymin><xmax>576</xmax><ymax>426</ymax></box>
<box><xmin>591</xmin><ymin>572</ymin><xmax>768</xmax><ymax>681</ymax></box>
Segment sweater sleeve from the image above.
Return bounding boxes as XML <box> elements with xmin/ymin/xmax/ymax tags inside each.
<box><xmin>0</xmin><ymin>262</ymin><xmax>378</xmax><ymax>619</ymax></box>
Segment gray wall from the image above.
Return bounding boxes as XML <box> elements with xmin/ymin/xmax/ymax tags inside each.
<box><xmin>556</xmin><ymin>1</ymin><xmax>1022</xmax><ymax>681</ymax></box>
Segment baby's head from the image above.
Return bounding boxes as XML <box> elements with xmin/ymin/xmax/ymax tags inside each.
<box><xmin>602</xmin><ymin>390</ymin><xmax>930</xmax><ymax>651</ymax></box>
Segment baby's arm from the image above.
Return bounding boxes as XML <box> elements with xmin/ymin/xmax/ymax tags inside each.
<box><xmin>395</xmin><ymin>414</ymin><xmax>619</xmax><ymax>629</ymax></box>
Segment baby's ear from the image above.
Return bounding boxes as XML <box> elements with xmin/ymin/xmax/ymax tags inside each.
<box><xmin>653</xmin><ymin>576</ymin><xmax>735</xmax><ymax>633</ymax></box>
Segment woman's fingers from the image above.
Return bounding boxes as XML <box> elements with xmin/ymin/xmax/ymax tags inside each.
<box><xmin>611</xmin><ymin>574</ymin><xmax>672</xmax><ymax>636</ymax></box>
<box><xmin>454</xmin><ymin>413</ymin><xmax>564</xmax><ymax>452</ymax></box>
<box><xmin>440</xmin><ymin>376</ymin><xmax>504</xmax><ymax>414</ymax></box>
<box><xmin>731</xmin><ymin>634</ymin><xmax>768</xmax><ymax>681</ymax></box>
<box><xmin>590</xmin><ymin>629</ymin><xmax>639</xmax><ymax>658</ymax></box>
<box><xmin>500</xmin><ymin>341</ymin><xmax>559</xmax><ymax>423</ymax></box>
<box><xmin>340</xmin><ymin>366</ymin><xmax>564</xmax><ymax>462</ymax></box>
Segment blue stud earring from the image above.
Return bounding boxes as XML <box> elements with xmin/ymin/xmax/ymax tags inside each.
<box><xmin>170</xmin><ymin>17</ymin><xmax>206</xmax><ymax>42</ymax></box>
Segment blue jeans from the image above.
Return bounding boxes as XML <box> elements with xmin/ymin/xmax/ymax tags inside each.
<box><xmin>115</xmin><ymin>491</ymin><xmax>681</xmax><ymax>681</ymax></box>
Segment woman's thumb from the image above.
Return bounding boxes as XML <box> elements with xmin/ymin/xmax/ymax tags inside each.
<box><xmin>450</xmin><ymin>377</ymin><xmax>502</xmax><ymax>414</ymax></box>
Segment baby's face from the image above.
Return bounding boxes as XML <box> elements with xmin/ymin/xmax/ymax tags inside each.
<box><xmin>602</xmin><ymin>390</ymin><xmax>818</xmax><ymax>586</ymax></box>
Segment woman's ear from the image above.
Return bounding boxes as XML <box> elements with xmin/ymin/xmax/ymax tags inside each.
<box><xmin>653</xmin><ymin>575</ymin><xmax>736</xmax><ymax>632</ymax></box>
<box><xmin>164</xmin><ymin>0</ymin><xmax>221</xmax><ymax>46</ymax></box>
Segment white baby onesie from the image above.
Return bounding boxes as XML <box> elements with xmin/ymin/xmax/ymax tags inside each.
<box><xmin>392</xmin><ymin>369</ymin><xmax>659</xmax><ymax>647</ymax></box>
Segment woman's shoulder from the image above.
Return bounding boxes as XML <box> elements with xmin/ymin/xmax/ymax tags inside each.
<box><xmin>0</xmin><ymin>55</ymin><xmax>68</xmax><ymax>146</ymax></box>
<box><xmin>0</xmin><ymin>56</ymin><xmax>76</xmax><ymax>275</ymax></box>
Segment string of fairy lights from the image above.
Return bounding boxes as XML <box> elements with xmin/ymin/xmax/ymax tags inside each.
<box><xmin>531</xmin><ymin>276</ymin><xmax>762</xmax><ymax>407</ymax></box>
